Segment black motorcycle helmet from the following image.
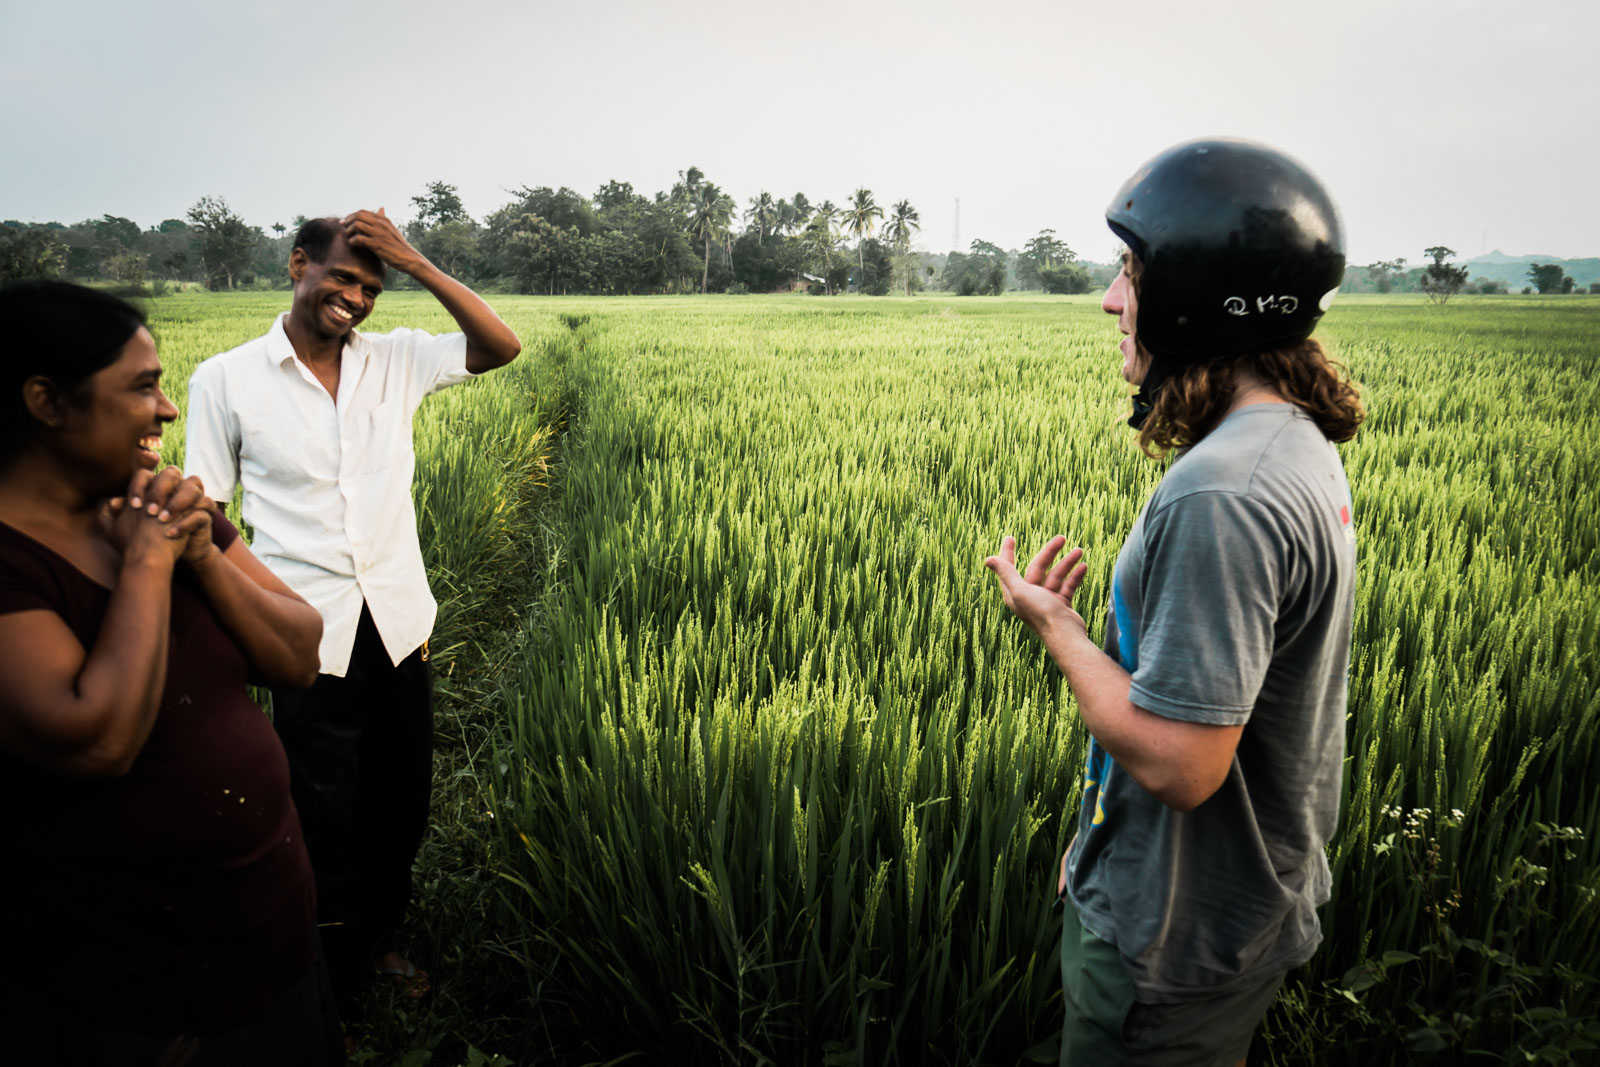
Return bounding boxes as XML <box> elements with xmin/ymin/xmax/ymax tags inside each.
<box><xmin>1106</xmin><ymin>138</ymin><xmax>1345</xmax><ymax>427</ymax></box>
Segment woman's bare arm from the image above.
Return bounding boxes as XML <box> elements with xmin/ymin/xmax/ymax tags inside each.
<box><xmin>125</xmin><ymin>465</ymin><xmax>323</xmax><ymax>688</ymax></box>
<box><xmin>186</xmin><ymin>539</ymin><xmax>323</xmax><ymax>688</ymax></box>
<box><xmin>0</xmin><ymin>512</ymin><xmax>182</xmax><ymax>777</ymax></box>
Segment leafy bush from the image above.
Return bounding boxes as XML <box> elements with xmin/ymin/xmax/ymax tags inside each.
<box><xmin>1267</xmin><ymin>813</ymin><xmax>1598</xmax><ymax>1065</ymax></box>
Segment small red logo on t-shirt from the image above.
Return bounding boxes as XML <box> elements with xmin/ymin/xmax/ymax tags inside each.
<box><xmin>1339</xmin><ymin>504</ymin><xmax>1351</xmax><ymax>525</ymax></box>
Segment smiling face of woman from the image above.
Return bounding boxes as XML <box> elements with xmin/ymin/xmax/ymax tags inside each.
<box><xmin>48</xmin><ymin>327</ymin><xmax>179</xmax><ymax>495</ymax></box>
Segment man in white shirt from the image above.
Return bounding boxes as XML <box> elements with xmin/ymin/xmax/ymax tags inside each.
<box><xmin>185</xmin><ymin>210</ymin><xmax>521</xmax><ymax>1018</ymax></box>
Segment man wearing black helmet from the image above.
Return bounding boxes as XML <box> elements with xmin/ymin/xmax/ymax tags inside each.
<box><xmin>985</xmin><ymin>139</ymin><xmax>1364</xmax><ymax>1065</ymax></box>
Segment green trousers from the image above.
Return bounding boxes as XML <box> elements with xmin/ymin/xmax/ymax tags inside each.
<box><xmin>1059</xmin><ymin>902</ymin><xmax>1285</xmax><ymax>1067</ymax></box>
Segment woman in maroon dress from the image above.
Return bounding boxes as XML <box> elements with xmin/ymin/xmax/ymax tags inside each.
<box><xmin>0</xmin><ymin>281</ymin><xmax>340</xmax><ymax>1065</ymax></box>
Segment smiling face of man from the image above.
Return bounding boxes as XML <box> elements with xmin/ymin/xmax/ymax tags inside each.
<box><xmin>288</xmin><ymin>232</ymin><xmax>386</xmax><ymax>341</ymax></box>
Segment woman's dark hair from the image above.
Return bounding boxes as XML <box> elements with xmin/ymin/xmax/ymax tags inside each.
<box><xmin>0</xmin><ymin>280</ymin><xmax>147</xmax><ymax>452</ymax></box>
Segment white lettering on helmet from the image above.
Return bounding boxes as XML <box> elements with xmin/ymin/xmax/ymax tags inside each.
<box><xmin>1226</xmin><ymin>295</ymin><xmax>1301</xmax><ymax>316</ymax></box>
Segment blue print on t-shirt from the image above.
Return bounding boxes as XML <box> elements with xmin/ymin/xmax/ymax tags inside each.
<box><xmin>1082</xmin><ymin>572</ymin><xmax>1139</xmax><ymax>830</ymax></box>
<box><xmin>1111</xmin><ymin>573</ymin><xmax>1138</xmax><ymax>672</ymax></box>
<box><xmin>1083</xmin><ymin>741</ymin><xmax>1112</xmax><ymax>828</ymax></box>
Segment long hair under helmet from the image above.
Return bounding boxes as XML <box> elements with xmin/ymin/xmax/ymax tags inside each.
<box><xmin>1106</xmin><ymin>138</ymin><xmax>1346</xmax><ymax>429</ymax></box>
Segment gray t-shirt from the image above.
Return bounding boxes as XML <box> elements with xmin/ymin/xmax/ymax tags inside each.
<box><xmin>1065</xmin><ymin>402</ymin><xmax>1356</xmax><ymax>1003</ymax></box>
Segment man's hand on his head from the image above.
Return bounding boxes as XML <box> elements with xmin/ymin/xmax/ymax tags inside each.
<box><xmin>341</xmin><ymin>208</ymin><xmax>521</xmax><ymax>370</ymax></box>
<box><xmin>343</xmin><ymin>208</ymin><xmax>427</xmax><ymax>276</ymax></box>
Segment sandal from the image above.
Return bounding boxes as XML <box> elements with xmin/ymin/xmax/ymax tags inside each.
<box><xmin>375</xmin><ymin>953</ymin><xmax>432</xmax><ymax>1000</ymax></box>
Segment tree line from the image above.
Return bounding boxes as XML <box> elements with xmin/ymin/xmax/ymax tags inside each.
<box><xmin>1</xmin><ymin>169</ymin><xmax>1099</xmax><ymax>297</ymax></box>
<box><xmin>1353</xmin><ymin>250</ymin><xmax>1597</xmax><ymax>299</ymax></box>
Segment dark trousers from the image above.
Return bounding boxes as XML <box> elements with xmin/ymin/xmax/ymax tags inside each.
<box><xmin>271</xmin><ymin>604</ymin><xmax>433</xmax><ymax>1014</ymax></box>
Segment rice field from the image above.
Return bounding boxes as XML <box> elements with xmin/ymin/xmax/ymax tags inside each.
<box><xmin>147</xmin><ymin>291</ymin><xmax>1600</xmax><ymax>1065</ymax></box>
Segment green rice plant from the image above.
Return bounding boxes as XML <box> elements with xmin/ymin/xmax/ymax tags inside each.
<box><xmin>144</xmin><ymin>291</ymin><xmax>1600</xmax><ymax>1063</ymax></box>
<box><xmin>489</xmin><ymin>294</ymin><xmax>1600</xmax><ymax>1064</ymax></box>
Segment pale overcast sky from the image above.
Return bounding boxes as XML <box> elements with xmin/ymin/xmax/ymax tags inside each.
<box><xmin>3</xmin><ymin>0</ymin><xmax>1595</xmax><ymax>264</ymax></box>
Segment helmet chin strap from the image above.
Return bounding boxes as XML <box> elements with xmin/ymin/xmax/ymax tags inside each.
<box><xmin>1127</xmin><ymin>359</ymin><xmax>1173</xmax><ymax>430</ymax></box>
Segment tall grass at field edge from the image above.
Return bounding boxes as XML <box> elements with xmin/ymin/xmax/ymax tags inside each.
<box><xmin>490</xmin><ymin>297</ymin><xmax>1600</xmax><ymax>1066</ymax></box>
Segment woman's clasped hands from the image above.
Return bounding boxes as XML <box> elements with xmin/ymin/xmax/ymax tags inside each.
<box><xmin>102</xmin><ymin>465</ymin><xmax>219</xmax><ymax>566</ymax></box>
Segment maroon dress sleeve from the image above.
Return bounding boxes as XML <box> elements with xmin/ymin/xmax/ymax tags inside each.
<box><xmin>0</xmin><ymin>522</ymin><xmax>91</xmax><ymax>620</ymax></box>
<box><xmin>212</xmin><ymin>511</ymin><xmax>240</xmax><ymax>552</ymax></box>
<box><xmin>0</xmin><ymin>547</ymin><xmax>56</xmax><ymax>616</ymax></box>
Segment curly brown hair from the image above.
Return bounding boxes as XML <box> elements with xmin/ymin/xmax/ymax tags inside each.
<box><xmin>1134</xmin><ymin>339</ymin><xmax>1366</xmax><ymax>456</ymax></box>
<box><xmin>1120</xmin><ymin>255</ymin><xmax>1365</xmax><ymax>456</ymax></box>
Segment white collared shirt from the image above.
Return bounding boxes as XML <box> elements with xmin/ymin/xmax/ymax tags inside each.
<box><xmin>185</xmin><ymin>313</ymin><xmax>474</xmax><ymax>676</ymax></box>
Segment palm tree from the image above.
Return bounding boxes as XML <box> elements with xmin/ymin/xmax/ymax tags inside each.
<box><xmin>884</xmin><ymin>200</ymin><xmax>921</xmax><ymax>295</ymax></box>
<box><xmin>745</xmin><ymin>191</ymin><xmax>777</xmax><ymax>245</ymax></box>
<box><xmin>672</xmin><ymin>165</ymin><xmax>705</xmax><ymax>211</ymax></box>
<box><xmin>791</xmin><ymin>192</ymin><xmax>813</xmax><ymax>229</ymax></box>
<box><xmin>774</xmin><ymin>199</ymin><xmax>797</xmax><ymax>237</ymax></box>
<box><xmin>842</xmin><ymin>188</ymin><xmax>883</xmax><ymax>291</ymax></box>
<box><xmin>688</xmin><ymin>182</ymin><xmax>734</xmax><ymax>293</ymax></box>
<box><xmin>804</xmin><ymin>207</ymin><xmax>839</xmax><ymax>295</ymax></box>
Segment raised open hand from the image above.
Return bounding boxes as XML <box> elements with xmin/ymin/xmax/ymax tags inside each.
<box><xmin>982</xmin><ymin>535</ymin><xmax>1090</xmax><ymax>640</ymax></box>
